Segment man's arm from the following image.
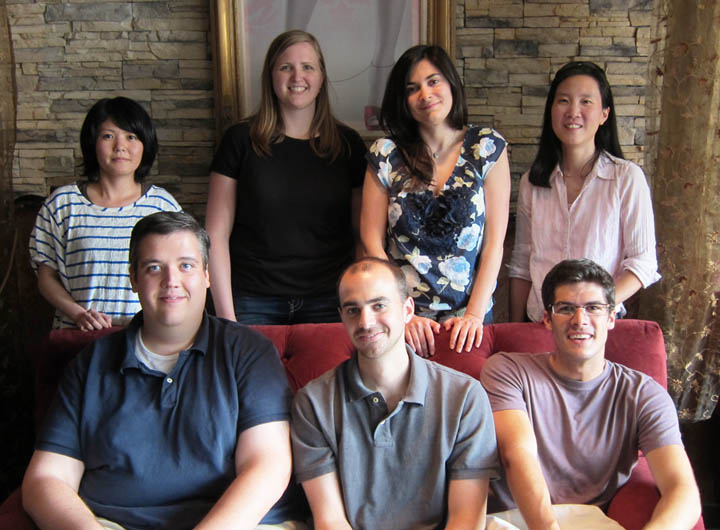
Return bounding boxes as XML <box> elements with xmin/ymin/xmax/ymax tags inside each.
<box><xmin>493</xmin><ymin>410</ymin><xmax>560</xmax><ymax>530</ymax></box>
<box><xmin>301</xmin><ymin>472</ymin><xmax>352</xmax><ymax>530</ymax></box>
<box><xmin>642</xmin><ymin>444</ymin><xmax>701</xmax><ymax>530</ymax></box>
<box><xmin>22</xmin><ymin>450</ymin><xmax>102</xmax><ymax>530</ymax></box>
<box><xmin>445</xmin><ymin>477</ymin><xmax>489</xmax><ymax>530</ymax></box>
<box><xmin>195</xmin><ymin>420</ymin><xmax>292</xmax><ymax>530</ymax></box>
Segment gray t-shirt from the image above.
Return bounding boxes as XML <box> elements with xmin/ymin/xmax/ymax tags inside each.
<box><xmin>480</xmin><ymin>352</ymin><xmax>682</xmax><ymax>510</ymax></box>
<box><xmin>291</xmin><ymin>347</ymin><xmax>499</xmax><ymax>530</ymax></box>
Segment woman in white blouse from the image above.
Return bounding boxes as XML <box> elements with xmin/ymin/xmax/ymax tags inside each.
<box><xmin>508</xmin><ymin>61</ymin><xmax>660</xmax><ymax>322</ymax></box>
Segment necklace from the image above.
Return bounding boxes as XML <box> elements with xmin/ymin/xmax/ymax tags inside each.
<box><xmin>432</xmin><ymin>151</ymin><xmax>440</xmax><ymax>159</ymax></box>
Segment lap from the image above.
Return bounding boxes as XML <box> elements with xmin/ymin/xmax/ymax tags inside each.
<box><xmin>487</xmin><ymin>505</ymin><xmax>624</xmax><ymax>530</ymax></box>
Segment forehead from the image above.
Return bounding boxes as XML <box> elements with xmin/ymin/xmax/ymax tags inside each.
<box><xmin>276</xmin><ymin>41</ymin><xmax>319</xmax><ymax>63</ymax></box>
<box><xmin>98</xmin><ymin>119</ymin><xmax>124</xmax><ymax>131</ymax></box>
<box><xmin>409</xmin><ymin>59</ymin><xmax>441</xmax><ymax>82</ymax></box>
<box><xmin>339</xmin><ymin>266</ymin><xmax>399</xmax><ymax>304</ymax></box>
<box><xmin>137</xmin><ymin>230</ymin><xmax>201</xmax><ymax>261</ymax></box>
<box><xmin>553</xmin><ymin>281</ymin><xmax>608</xmax><ymax>303</ymax></box>
<box><xmin>555</xmin><ymin>74</ymin><xmax>601</xmax><ymax>97</ymax></box>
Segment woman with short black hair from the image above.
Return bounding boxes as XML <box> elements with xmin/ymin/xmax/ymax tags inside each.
<box><xmin>29</xmin><ymin>96</ymin><xmax>181</xmax><ymax>330</ymax></box>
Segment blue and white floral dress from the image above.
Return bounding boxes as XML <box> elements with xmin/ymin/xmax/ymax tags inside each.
<box><xmin>367</xmin><ymin>126</ymin><xmax>506</xmax><ymax>320</ymax></box>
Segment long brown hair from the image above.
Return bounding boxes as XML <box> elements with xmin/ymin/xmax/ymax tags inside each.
<box><xmin>249</xmin><ymin>30</ymin><xmax>344</xmax><ymax>161</ymax></box>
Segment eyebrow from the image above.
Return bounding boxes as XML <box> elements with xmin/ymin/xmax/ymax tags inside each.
<box><xmin>340</xmin><ymin>296</ymin><xmax>390</xmax><ymax>309</ymax></box>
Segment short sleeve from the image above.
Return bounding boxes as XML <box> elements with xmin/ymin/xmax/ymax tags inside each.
<box><xmin>480</xmin><ymin>353</ymin><xmax>530</xmax><ymax>413</ymax></box>
<box><xmin>366</xmin><ymin>137</ymin><xmax>401</xmax><ymax>189</ymax></box>
<box><xmin>29</xmin><ymin>197</ymin><xmax>63</xmax><ymax>272</ymax></box>
<box><xmin>234</xmin><ymin>331</ymin><xmax>292</xmax><ymax>433</ymax></box>
<box><xmin>636</xmin><ymin>379</ymin><xmax>683</xmax><ymax>455</ymax></box>
<box><xmin>210</xmin><ymin>123</ymin><xmax>250</xmax><ymax>180</ymax></box>
<box><xmin>35</xmin><ymin>348</ymin><xmax>91</xmax><ymax>459</ymax></box>
<box><xmin>290</xmin><ymin>386</ymin><xmax>338</xmax><ymax>483</ymax></box>
<box><xmin>448</xmin><ymin>380</ymin><xmax>499</xmax><ymax>480</ymax></box>
<box><xmin>342</xmin><ymin>126</ymin><xmax>368</xmax><ymax>189</ymax></box>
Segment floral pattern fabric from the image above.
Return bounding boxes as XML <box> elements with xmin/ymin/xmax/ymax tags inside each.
<box><xmin>367</xmin><ymin>126</ymin><xmax>506</xmax><ymax>319</ymax></box>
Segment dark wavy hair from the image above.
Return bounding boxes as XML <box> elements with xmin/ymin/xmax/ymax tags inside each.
<box><xmin>541</xmin><ymin>258</ymin><xmax>616</xmax><ymax>311</ymax></box>
<box><xmin>130</xmin><ymin>211</ymin><xmax>210</xmax><ymax>272</ymax></box>
<box><xmin>80</xmin><ymin>97</ymin><xmax>158</xmax><ymax>182</ymax></box>
<box><xmin>528</xmin><ymin>61</ymin><xmax>623</xmax><ymax>188</ymax></box>
<box><xmin>380</xmin><ymin>45</ymin><xmax>468</xmax><ymax>186</ymax></box>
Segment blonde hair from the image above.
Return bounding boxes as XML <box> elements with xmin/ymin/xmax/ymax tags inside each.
<box><xmin>249</xmin><ymin>30</ymin><xmax>345</xmax><ymax>161</ymax></box>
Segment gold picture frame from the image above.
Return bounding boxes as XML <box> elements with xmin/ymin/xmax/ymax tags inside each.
<box><xmin>210</xmin><ymin>0</ymin><xmax>455</xmax><ymax>139</ymax></box>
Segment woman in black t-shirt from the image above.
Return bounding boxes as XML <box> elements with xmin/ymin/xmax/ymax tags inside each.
<box><xmin>206</xmin><ymin>30</ymin><xmax>367</xmax><ymax>324</ymax></box>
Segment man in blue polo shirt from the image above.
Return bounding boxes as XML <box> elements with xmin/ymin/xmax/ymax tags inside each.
<box><xmin>291</xmin><ymin>257</ymin><xmax>498</xmax><ymax>529</ymax></box>
<box><xmin>22</xmin><ymin>211</ymin><xmax>306</xmax><ymax>530</ymax></box>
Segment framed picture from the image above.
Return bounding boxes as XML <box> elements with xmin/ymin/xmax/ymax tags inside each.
<box><xmin>210</xmin><ymin>0</ymin><xmax>455</xmax><ymax>138</ymax></box>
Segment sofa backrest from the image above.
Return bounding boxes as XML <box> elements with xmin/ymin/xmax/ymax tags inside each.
<box><xmin>34</xmin><ymin>319</ymin><xmax>667</xmax><ymax>427</ymax></box>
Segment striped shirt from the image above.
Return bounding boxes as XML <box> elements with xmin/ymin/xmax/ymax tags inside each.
<box><xmin>29</xmin><ymin>182</ymin><xmax>181</xmax><ymax>328</ymax></box>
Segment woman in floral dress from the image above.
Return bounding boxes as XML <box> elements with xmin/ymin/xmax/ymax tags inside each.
<box><xmin>361</xmin><ymin>44</ymin><xmax>511</xmax><ymax>357</ymax></box>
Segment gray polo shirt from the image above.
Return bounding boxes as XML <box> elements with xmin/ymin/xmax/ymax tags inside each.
<box><xmin>291</xmin><ymin>347</ymin><xmax>499</xmax><ymax>530</ymax></box>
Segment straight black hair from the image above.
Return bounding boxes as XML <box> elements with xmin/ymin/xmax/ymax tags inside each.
<box><xmin>528</xmin><ymin>61</ymin><xmax>623</xmax><ymax>188</ymax></box>
<box><xmin>80</xmin><ymin>97</ymin><xmax>158</xmax><ymax>182</ymax></box>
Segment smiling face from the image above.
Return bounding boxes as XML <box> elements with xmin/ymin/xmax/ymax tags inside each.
<box><xmin>406</xmin><ymin>59</ymin><xmax>453</xmax><ymax>128</ymax></box>
<box><xmin>551</xmin><ymin>74</ymin><xmax>609</xmax><ymax>155</ymax></box>
<box><xmin>130</xmin><ymin>230</ymin><xmax>210</xmax><ymax>334</ymax></box>
<box><xmin>271</xmin><ymin>41</ymin><xmax>323</xmax><ymax>116</ymax></box>
<box><xmin>339</xmin><ymin>264</ymin><xmax>414</xmax><ymax>362</ymax></box>
<box><xmin>544</xmin><ymin>281</ymin><xmax>616</xmax><ymax>380</ymax></box>
<box><xmin>95</xmin><ymin>119</ymin><xmax>144</xmax><ymax>181</ymax></box>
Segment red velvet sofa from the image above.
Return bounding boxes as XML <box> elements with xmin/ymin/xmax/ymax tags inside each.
<box><xmin>0</xmin><ymin>320</ymin><xmax>704</xmax><ymax>530</ymax></box>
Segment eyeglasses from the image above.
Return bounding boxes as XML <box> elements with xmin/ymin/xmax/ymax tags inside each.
<box><xmin>549</xmin><ymin>302</ymin><xmax>611</xmax><ymax>316</ymax></box>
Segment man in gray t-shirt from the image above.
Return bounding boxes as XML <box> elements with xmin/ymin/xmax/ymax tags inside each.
<box><xmin>291</xmin><ymin>258</ymin><xmax>498</xmax><ymax>529</ymax></box>
<box><xmin>482</xmin><ymin>259</ymin><xmax>700</xmax><ymax>530</ymax></box>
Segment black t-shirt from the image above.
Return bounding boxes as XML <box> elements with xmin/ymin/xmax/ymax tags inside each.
<box><xmin>211</xmin><ymin>122</ymin><xmax>367</xmax><ymax>297</ymax></box>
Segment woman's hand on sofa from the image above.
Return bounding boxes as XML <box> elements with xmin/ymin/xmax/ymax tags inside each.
<box><xmin>405</xmin><ymin>315</ymin><xmax>441</xmax><ymax>358</ymax></box>
<box><xmin>444</xmin><ymin>313</ymin><xmax>484</xmax><ymax>353</ymax></box>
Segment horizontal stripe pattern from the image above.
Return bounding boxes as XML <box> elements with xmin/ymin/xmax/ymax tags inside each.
<box><xmin>29</xmin><ymin>183</ymin><xmax>181</xmax><ymax>328</ymax></box>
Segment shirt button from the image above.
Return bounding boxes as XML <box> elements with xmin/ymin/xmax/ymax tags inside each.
<box><xmin>372</xmin><ymin>396</ymin><xmax>379</xmax><ymax>404</ymax></box>
<box><xmin>166</xmin><ymin>377</ymin><xmax>173</xmax><ymax>384</ymax></box>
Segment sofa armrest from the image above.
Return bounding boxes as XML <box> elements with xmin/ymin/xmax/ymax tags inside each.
<box><xmin>0</xmin><ymin>490</ymin><xmax>37</xmax><ymax>530</ymax></box>
<box><xmin>607</xmin><ymin>456</ymin><xmax>705</xmax><ymax>530</ymax></box>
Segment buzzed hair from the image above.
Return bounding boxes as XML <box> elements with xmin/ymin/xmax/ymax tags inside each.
<box><xmin>338</xmin><ymin>257</ymin><xmax>409</xmax><ymax>300</ymax></box>
<box><xmin>541</xmin><ymin>258</ymin><xmax>616</xmax><ymax>309</ymax></box>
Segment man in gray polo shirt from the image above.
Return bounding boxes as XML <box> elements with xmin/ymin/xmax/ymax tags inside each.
<box><xmin>291</xmin><ymin>257</ymin><xmax>498</xmax><ymax>530</ymax></box>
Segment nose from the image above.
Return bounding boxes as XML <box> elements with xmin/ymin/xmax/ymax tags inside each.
<box><xmin>419</xmin><ymin>84</ymin><xmax>431</xmax><ymax>101</ymax></box>
<box><xmin>568</xmin><ymin>99</ymin><xmax>580</xmax><ymax>116</ymax></box>
<box><xmin>358</xmin><ymin>306</ymin><xmax>376</xmax><ymax>329</ymax></box>
<box><xmin>569</xmin><ymin>306</ymin><xmax>590</xmax><ymax>326</ymax></box>
<box><xmin>161</xmin><ymin>267</ymin><xmax>179</xmax><ymax>287</ymax></box>
<box><xmin>113</xmin><ymin>136</ymin><xmax>127</xmax><ymax>152</ymax></box>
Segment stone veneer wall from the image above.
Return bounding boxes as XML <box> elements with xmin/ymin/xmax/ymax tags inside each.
<box><xmin>8</xmin><ymin>0</ymin><xmax>654</xmax><ymax>217</ymax></box>
<box><xmin>8</xmin><ymin>0</ymin><xmax>215</xmax><ymax>219</ymax></box>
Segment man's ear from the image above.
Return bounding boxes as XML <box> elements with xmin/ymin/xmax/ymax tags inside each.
<box><xmin>129</xmin><ymin>267</ymin><xmax>138</xmax><ymax>293</ymax></box>
<box><xmin>607</xmin><ymin>306</ymin><xmax>617</xmax><ymax>330</ymax></box>
<box><xmin>203</xmin><ymin>266</ymin><xmax>210</xmax><ymax>289</ymax></box>
<box><xmin>543</xmin><ymin>309</ymin><xmax>553</xmax><ymax>331</ymax></box>
<box><xmin>404</xmin><ymin>296</ymin><xmax>415</xmax><ymax>323</ymax></box>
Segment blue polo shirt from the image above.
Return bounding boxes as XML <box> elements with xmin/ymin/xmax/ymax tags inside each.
<box><xmin>37</xmin><ymin>311</ymin><xmax>299</xmax><ymax>529</ymax></box>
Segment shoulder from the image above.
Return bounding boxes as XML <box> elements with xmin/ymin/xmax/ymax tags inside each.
<box><xmin>598</xmin><ymin>152</ymin><xmax>647</xmax><ymax>183</ymax></box>
<box><xmin>368</xmin><ymin>136</ymin><xmax>399</xmax><ymax>159</ymax></box>
<box><xmin>481</xmin><ymin>352</ymin><xmax>550</xmax><ymax>387</ymax></box>
<box><xmin>464</xmin><ymin>126</ymin><xmax>506</xmax><ymax>161</ymax></box>
<box><xmin>606</xmin><ymin>361</ymin><xmax>668</xmax><ymax>396</ymax></box>
<box><xmin>297</xmin><ymin>361</ymin><xmax>345</xmax><ymax>398</ymax></box>
<box><xmin>143</xmin><ymin>185</ymin><xmax>181</xmax><ymax>210</ymax></box>
<box><xmin>205</xmin><ymin>315</ymin><xmax>278</xmax><ymax>354</ymax></box>
<box><xmin>43</xmin><ymin>183</ymin><xmax>83</xmax><ymax>208</ymax></box>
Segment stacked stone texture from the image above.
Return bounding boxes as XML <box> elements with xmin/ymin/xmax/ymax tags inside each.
<box><xmin>458</xmin><ymin>0</ymin><xmax>653</xmax><ymax>205</ymax></box>
<box><xmin>9</xmin><ymin>1</ymin><xmax>653</xmax><ymax>217</ymax></box>
<box><xmin>8</xmin><ymin>0</ymin><xmax>214</xmax><ymax>218</ymax></box>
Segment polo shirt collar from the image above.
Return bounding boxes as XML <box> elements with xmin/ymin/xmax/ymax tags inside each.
<box><xmin>119</xmin><ymin>310</ymin><xmax>210</xmax><ymax>374</ymax></box>
<box><xmin>345</xmin><ymin>345</ymin><xmax>428</xmax><ymax>406</ymax></box>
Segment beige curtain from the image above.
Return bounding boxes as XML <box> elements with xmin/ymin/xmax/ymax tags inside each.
<box><xmin>640</xmin><ymin>0</ymin><xmax>720</xmax><ymax>421</ymax></box>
